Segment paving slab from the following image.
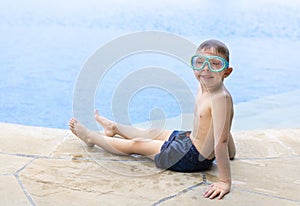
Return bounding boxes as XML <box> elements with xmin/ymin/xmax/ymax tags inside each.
<box><xmin>232</xmin><ymin>129</ymin><xmax>300</xmax><ymax>158</ymax></box>
<box><xmin>20</xmin><ymin>158</ymin><xmax>203</xmax><ymax>206</ymax></box>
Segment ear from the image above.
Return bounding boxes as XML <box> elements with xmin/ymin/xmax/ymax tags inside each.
<box><xmin>223</xmin><ymin>67</ymin><xmax>233</xmax><ymax>78</ymax></box>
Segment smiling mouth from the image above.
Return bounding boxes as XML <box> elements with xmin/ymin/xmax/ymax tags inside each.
<box><xmin>200</xmin><ymin>75</ymin><xmax>213</xmax><ymax>79</ymax></box>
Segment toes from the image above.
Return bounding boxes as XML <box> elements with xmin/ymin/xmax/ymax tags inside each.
<box><xmin>69</xmin><ymin>118</ymin><xmax>74</xmax><ymax>124</ymax></box>
<box><xmin>69</xmin><ymin>118</ymin><xmax>78</xmax><ymax>125</ymax></box>
<box><xmin>68</xmin><ymin>118</ymin><xmax>78</xmax><ymax>135</ymax></box>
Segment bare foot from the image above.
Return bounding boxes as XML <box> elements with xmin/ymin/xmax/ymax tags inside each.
<box><xmin>69</xmin><ymin>118</ymin><xmax>94</xmax><ymax>147</ymax></box>
<box><xmin>94</xmin><ymin>110</ymin><xmax>117</xmax><ymax>137</ymax></box>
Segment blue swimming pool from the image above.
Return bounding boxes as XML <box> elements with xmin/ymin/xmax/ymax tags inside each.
<box><xmin>1</xmin><ymin>0</ymin><xmax>300</xmax><ymax>129</ymax></box>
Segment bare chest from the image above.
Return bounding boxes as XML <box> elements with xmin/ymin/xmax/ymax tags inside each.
<box><xmin>194</xmin><ymin>95</ymin><xmax>211</xmax><ymax>120</ymax></box>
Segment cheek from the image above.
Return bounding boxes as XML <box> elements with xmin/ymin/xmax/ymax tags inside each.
<box><xmin>193</xmin><ymin>70</ymin><xmax>200</xmax><ymax>79</ymax></box>
<box><xmin>214</xmin><ymin>73</ymin><xmax>223</xmax><ymax>80</ymax></box>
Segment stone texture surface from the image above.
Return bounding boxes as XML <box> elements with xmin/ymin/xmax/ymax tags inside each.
<box><xmin>0</xmin><ymin>122</ymin><xmax>67</xmax><ymax>156</ymax></box>
<box><xmin>0</xmin><ymin>122</ymin><xmax>299</xmax><ymax>205</ymax></box>
<box><xmin>0</xmin><ymin>176</ymin><xmax>31</xmax><ymax>206</ymax></box>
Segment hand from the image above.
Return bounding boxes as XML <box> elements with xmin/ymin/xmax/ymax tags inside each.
<box><xmin>203</xmin><ymin>181</ymin><xmax>230</xmax><ymax>200</ymax></box>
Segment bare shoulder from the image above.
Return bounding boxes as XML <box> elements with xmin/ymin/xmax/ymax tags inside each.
<box><xmin>212</xmin><ymin>88</ymin><xmax>233</xmax><ymax>106</ymax></box>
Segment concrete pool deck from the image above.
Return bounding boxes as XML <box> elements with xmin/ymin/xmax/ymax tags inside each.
<box><xmin>1</xmin><ymin>90</ymin><xmax>300</xmax><ymax>205</ymax></box>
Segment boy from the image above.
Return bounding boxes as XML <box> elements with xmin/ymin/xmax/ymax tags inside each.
<box><xmin>69</xmin><ymin>39</ymin><xmax>236</xmax><ymax>200</ymax></box>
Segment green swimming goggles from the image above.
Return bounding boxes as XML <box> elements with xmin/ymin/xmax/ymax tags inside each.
<box><xmin>190</xmin><ymin>54</ymin><xmax>229</xmax><ymax>72</ymax></box>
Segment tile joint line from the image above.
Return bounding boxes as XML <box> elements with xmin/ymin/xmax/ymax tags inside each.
<box><xmin>14</xmin><ymin>157</ymin><xmax>38</xmax><ymax>206</ymax></box>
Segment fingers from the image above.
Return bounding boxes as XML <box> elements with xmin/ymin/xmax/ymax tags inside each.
<box><xmin>208</xmin><ymin>190</ymin><xmax>219</xmax><ymax>199</ymax></box>
<box><xmin>203</xmin><ymin>187</ymin><xmax>214</xmax><ymax>198</ymax></box>
<box><xmin>204</xmin><ymin>184</ymin><xmax>217</xmax><ymax>199</ymax></box>
<box><xmin>204</xmin><ymin>189</ymin><xmax>220</xmax><ymax>199</ymax></box>
<box><xmin>203</xmin><ymin>183</ymin><xmax>228</xmax><ymax>200</ymax></box>
<box><xmin>218</xmin><ymin>191</ymin><xmax>226</xmax><ymax>200</ymax></box>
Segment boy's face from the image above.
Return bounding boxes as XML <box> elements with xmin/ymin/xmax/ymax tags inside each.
<box><xmin>193</xmin><ymin>48</ymin><xmax>232</xmax><ymax>88</ymax></box>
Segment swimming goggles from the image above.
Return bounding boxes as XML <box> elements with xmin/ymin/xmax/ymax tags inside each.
<box><xmin>190</xmin><ymin>54</ymin><xmax>229</xmax><ymax>72</ymax></box>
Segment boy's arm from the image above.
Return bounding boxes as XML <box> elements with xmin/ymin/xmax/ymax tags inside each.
<box><xmin>204</xmin><ymin>94</ymin><xmax>233</xmax><ymax>200</ymax></box>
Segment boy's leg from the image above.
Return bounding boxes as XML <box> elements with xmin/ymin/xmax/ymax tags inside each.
<box><xmin>69</xmin><ymin>118</ymin><xmax>164</xmax><ymax>160</ymax></box>
<box><xmin>94</xmin><ymin>110</ymin><xmax>172</xmax><ymax>141</ymax></box>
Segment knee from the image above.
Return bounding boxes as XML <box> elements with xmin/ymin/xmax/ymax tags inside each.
<box><xmin>129</xmin><ymin>139</ymin><xmax>150</xmax><ymax>152</ymax></box>
<box><xmin>131</xmin><ymin>139</ymin><xmax>144</xmax><ymax>147</ymax></box>
<box><xmin>126</xmin><ymin>139</ymin><xmax>141</xmax><ymax>153</ymax></box>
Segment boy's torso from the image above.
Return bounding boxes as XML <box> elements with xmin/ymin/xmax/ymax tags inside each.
<box><xmin>191</xmin><ymin>87</ymin><xmax>233</xmax><ymax>160</ymax></box>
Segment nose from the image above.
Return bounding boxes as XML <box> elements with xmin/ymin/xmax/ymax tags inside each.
<box><xmin>202</xmin><ymin>62</ymin><xmax>210</xmax><ymax>71</ymax></box>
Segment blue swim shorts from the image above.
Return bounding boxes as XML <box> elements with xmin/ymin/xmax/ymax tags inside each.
<box><xmin>154</xmin><ymin>130</ymin><xmax>214</xmax><ymax>172</ymax></box>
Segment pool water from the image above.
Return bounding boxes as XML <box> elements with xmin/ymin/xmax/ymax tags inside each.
<box><xmin>1</xmin><ymin>0</ymin><xmax>300</xmax><ymax>129</ymax></box>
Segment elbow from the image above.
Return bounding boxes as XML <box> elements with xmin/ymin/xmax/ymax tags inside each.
<box><xmin>216</xmin><ymin>139</ymin><xmax>228</xmax><ymax>147</ymax></box>
<box><xmin>215</xmin><ymin>139</ymin><xmax>235</xmax><ymax>160</ymax></box>
<box><xmin>229</xmin><ymin>151</ymin><xmax>236</xmax><ymax>160</ymax></box>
